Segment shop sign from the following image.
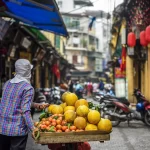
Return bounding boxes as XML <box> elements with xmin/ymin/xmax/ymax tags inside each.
<box><xmin>115</xmin><ymin>67</ymin><xmax>125</xmax><ymax>78</ymax></box>
<box><xmin>115</xmin><ymin>78</ymin><xmax>126</xmax><ymax>98</ymax></box>
<box><xmin>21</xmin><ymin>37</ymin><xmax>31</xmax><ymax>49</ymax></box>
<box><xmin>37</xmin><ymin>49</ymin><xmax>46</xmax><ymax>61</ymax></box>
<box><xmin>0</xmin><ymin>17</ymin><xmax>10</xmax><ymax>40</ymax></box>
<box><xmin>127</xmin><ymin>47</ymin><xmax>134</xmax><ymax>56</ymax></box>
<box><xmin>10</xmin><ymin>46</ymin><xmax>16</xmax><ymax>58</ymax></box>
<box><xmin>20</xmin><ymin>52</ymin><xmax>31</xmax><ymax>62</ymax></box>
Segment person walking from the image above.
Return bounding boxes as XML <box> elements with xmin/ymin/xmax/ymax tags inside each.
<box><xmin>99</xmin><ymin>80</ymin><xmax>104</xmax><ymax>91</ymax></box>
<box><xmin>87</xmin><ymin>82</ymin><xmax>93</xmax><ymax>97</ymax></box>
<box><xmin>67</xmin><ymin>76</ymin><xmax>74</xmax><ymax>93</ymax></box>
<box><xmin>0</xmin><ymin>59</ymin><xmax>35</xmax><ymax>150</ymax></box>
<box><xmin>75</xmin><ymin>81</ymin><xmax>83</xmax><ymax>99</ymax></box>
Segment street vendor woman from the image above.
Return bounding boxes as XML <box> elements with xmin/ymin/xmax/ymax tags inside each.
<box><xmin>0</xmin><ymin>59</ymin><xmax>49</xmax><ymax>150</ymax></box>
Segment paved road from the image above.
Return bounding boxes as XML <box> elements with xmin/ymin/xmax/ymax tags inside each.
<box><xmin>26</xmin><ymin>98</ymin><xmax>150</xmax><ymax>150</ymax></box>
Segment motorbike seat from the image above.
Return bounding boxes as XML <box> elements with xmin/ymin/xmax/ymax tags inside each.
<box><xmin>104</xmin><ymin>97</ymin><xmax>130</xmax><ymax>106</ymax></box>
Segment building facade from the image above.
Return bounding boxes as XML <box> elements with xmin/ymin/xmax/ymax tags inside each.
<box><xmin>56</xmin><ymin>0</ymin><xmax>103</xmax><ymax>81</ymax></box>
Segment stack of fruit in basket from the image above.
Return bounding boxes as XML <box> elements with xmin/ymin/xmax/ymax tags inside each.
<box><xmin>34</xmin><ymin>92</ymin><xmax>112</xmax><ymax>133</ymax></box>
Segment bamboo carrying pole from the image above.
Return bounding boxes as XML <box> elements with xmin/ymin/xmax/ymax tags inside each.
<box><xmin>126</xmin><ymin>56</ymin><xmax>134</xmax><ymax>103</ymax></box>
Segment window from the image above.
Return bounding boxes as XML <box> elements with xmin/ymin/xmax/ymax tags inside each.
<box><xmin>73</xmin><ymin>44</ymin><xmax>78</xmax><ymax>47</ymax></box>
<box><xmin>57</xmin><ymin>1</ymin><xmax>62</xmax><ymax>8</ymax></box>
<box><xmin>55</xmin><ymin>35</ymin><xmax>60</xmax><ymax>49</ymax></box>
<box><xmin>73</xmin><ymin>55</ymin><xmax>78</xmax><ymax>64</ymax></box>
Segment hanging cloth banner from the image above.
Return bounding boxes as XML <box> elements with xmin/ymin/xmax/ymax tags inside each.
<box><xmin>120</xmin><ymin>46</ymin><xmax>126</xmax><ymax>72</ymax></box>
<box><xmin>51</xmin><ymin>64</ymin><xmax>60</xmax><ymax>79</ymax></box>
<box><xmin>88</xmin><ymin>17</ymin><xmax>96</xmax><ymax>31</ymax></box>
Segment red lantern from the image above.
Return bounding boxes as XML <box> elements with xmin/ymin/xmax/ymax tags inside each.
<box><xmin>127</xmin><ymin>32</ymin><xmax>136</xmax><ymax>47</ymax></box>
<box><xmin>146</xmin><ymin>26</ymin><xmax>150</xmax><ymax>43</ymax></box>
<box><xmin>140</xmin><ymin>31</ymin><xmax>148</xmax><ymax>46</ymax></box>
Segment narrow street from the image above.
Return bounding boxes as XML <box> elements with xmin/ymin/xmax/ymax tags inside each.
<box><xmin>26</xmin><ymin>119</ymin><xmax>150</xmax><ymax>150</ymax></box>
<box><xmin>26</xmin><ymin>98</ymin><xmax>150</xmax><ymax>150</ymax></box>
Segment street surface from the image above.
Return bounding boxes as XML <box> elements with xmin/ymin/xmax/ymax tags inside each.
<box><xmin>26</xmin><ymin>98</ymin><xmax>150</xmax><ymax>150</ymax></box>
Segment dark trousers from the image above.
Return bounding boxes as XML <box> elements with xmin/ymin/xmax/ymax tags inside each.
<box><xmin>0</xmin><ymin>134</ymin><xmax>28</xmax><ymax>150</ymax></box>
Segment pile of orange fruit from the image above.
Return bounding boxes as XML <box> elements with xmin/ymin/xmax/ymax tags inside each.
<box><xmin>34</xmin><ymin>92</ymin><xmax>112</xmax><ymax>133</ymax></box>
<box><xmin>34</xmin><ymin>113</ymin><xmax>84</xmax><ymax>132</ymax></box>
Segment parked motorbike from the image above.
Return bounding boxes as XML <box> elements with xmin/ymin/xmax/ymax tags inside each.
<box><xmin>49</xmin><ymin>87</ymin><xmax>62</xmax><ymax>105</ymax></box>
<box><xmin>96</xmin><ymin>93</ymin><xmax>130</xmax><ymax>106</ymax></box>
<box><xmin>34</xmin><ymin>88</ymin><xmax>47</xmax><ymax>103</ymax></box>
<box><xmin>103</xmin><ymin>89</ymin><xmax>150</xmax><ymax>127</ymax></box>
<box><xmin>43</xmin><ymin>88</ymin><xmax>51</xmax><ymax>103</ymax></box>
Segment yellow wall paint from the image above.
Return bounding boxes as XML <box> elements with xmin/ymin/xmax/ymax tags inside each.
<box><xmin>126</xmin><ymin>56</ymin><xmax>134</xmax><ymax>103</ymax></box>
<box><xmin>42</xmin><ymin>32</ymin><xmax>55</xmax><ymax>47</ymax></box>
<box><xmin>147</xmin><ymin>46</ymin><xmax>150</xmax><ymax>100</ymax></box>
<box><xmin>42</xmin><ymin>32</ymin><xmax>67</xmax><ymax>57</ymax></box>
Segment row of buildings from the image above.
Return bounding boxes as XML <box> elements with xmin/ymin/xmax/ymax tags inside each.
<box><xmin>110</xmin><ymin>0</ymin><xmax>150</xmax><ymax>102</ymax></box>
<box><xmin>56</xmin><ymin>0</ymin><xmax>112</xmax><ymax>82</ymax></box>
<box><xmin>0</xmin><ymin>0</ymin><xmax>113</xmax><ymax>94</ymax></box>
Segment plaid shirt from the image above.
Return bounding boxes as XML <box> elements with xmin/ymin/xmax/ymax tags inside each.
<box><xmin>0</xmin><ymin>80</ymin><xmax>34</xmax><ymax>136</ymax></box>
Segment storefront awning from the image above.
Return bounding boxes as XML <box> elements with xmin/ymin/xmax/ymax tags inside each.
<box><xmin>1</xmin><ymin>0</ymin><xmax>68</xmax><ymax>37</ymax></box>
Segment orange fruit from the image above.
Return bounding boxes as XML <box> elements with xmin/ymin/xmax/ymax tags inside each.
<box><xmin>85</xmin><ymin>124</ymin><xmax>98</xmax><ymax>131</ymax></box>
<box><xmin>87</xmin><ymin>110</ymin><xmax>101</xmax><ymax>125</ymax></box>
<box><xmin>61</xmin><ymin>92</ymin><xmax>71</xmax><ymax>102</ymax></box>
<box><xmin>97</xmin><ymin>118</ymin><xmax>112</xmax><ymax>133</ymax></box>
<box><xmin>75</xmin><ymin>99</ymin><xmax>88</xmax><ymax>110</ymax></box>
<box><xmin>64</xmin><ymin>110</ymin><xmax>76</xmax><ymax>123</ymax></box>
<box><xmin>74</xmin><ymin>117</ymin><xmax>87</xmax><ymax>130</ymax></box>
<box><xmin>76</xmin><ymin>105</ymin><xmax>89</xmax><ymax>117</ymax></box>
<box><xmin>51</xmin><ymin>105</ymin><xmax>63</xmax><ymax>114</ymax></box>
<box><xmin>64</xmin><ymin>106</ymin><xmax>75</xmax><ymax>113</ymax></box>
<box><xmin>65</xmin><ymin>93</ymin><xmax>78</xmax><ymax>106</ymax></box>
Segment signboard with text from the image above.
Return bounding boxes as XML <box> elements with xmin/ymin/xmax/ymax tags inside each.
<box><xmin>115</xmin><ymin>78</ymin><xmax>126</xmax><ymax>98</ymax></box>
<box><xmin>115</xmin><ymin>67</ymin><xmax>126</xmax><ymax>78</ymax></box>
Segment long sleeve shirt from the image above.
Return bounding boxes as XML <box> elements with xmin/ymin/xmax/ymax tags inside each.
<box><xmin>0</xmin><ymin>80</ymin><xmax>34</xmax><ymax>136</ymax></box>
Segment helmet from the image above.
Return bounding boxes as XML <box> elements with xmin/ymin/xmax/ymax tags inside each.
<box><xmin>136</xmin><ymin>102</ymin><xmax>144</xmax><ymax>111</ymax></box>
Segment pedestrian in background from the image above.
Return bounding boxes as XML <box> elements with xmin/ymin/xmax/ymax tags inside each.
<box><xmin>99</xmin><ymin>80</ymin><xmax>104</xmax><ymax>92</ymax></box>
<box><xmin>93</xmin><ymin>82</ymin><xmax>98</xmax><ymax>96</ymax></box>
<box><xmin>75</xmin><ymin>81</ymin><xmax>83</xmax><ymax>99</ymax></box>
<box><xmin>0</xmin><ymin>59</ymin><xmax>35</xmax><ymax>150</ymax></box>
<box><xmin>87</xmin><ymin>82</ymin><xmax>93</xmax><ymax>97</ymax></box>
<box><xmin>67</xmin><ymin>75</ymin><xmax>74</xmax><ymax>93</ymax></box>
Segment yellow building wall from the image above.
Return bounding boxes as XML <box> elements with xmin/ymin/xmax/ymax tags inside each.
<box><xmin>142</xmin><ymin>46</ymin><xmax>150</xmax><ymax>101</ymax></box>
<box><xmin>126</xmin><ymin>56</ymin><xmax>134</xmax><ymax>103</ymax></box>
<box><xmin>42</xmin><ymin>32</ymin><xmax>55</xmax><ymax>47</ymax></box>
<box><xmin>41</xmin><ymin>32</ymin><xmax>68</xmax><ymax>87</ymax></box>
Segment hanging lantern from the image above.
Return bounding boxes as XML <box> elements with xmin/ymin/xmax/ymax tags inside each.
<box><xmin>127</xmin><ymin>32</ymin><xmax>136</xmax><ymax>47</ymax></box>
<box><xmin>146</xmin><ymin>26</ymin><xmax>150</xmax><ymax>43</ymax></box>
<box><xmin>140</xmin><ymin>31</ymin><xmax>148</xmax><ymax>46</ymax></box>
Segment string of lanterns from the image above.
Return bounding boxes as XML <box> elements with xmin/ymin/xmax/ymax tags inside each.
<box><xmin>127</xmin><ymin>26</ymin><xmax>150</xmax><ymax>48</ymax></box>
<box><xmin>126</xmin><ymin>0</ymin><xmax>150</xmax><ymax>48</ymax></box>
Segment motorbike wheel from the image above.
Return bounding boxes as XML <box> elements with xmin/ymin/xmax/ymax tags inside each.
<box><xmin>144</xmin><ymin>110</ymin><xmax>150</xmax><ymax>126</ymax></box>
<box><xmin>103</xmin><ymin>107</ymin><xmax>121</xmax><ymax>127</ymax></box>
